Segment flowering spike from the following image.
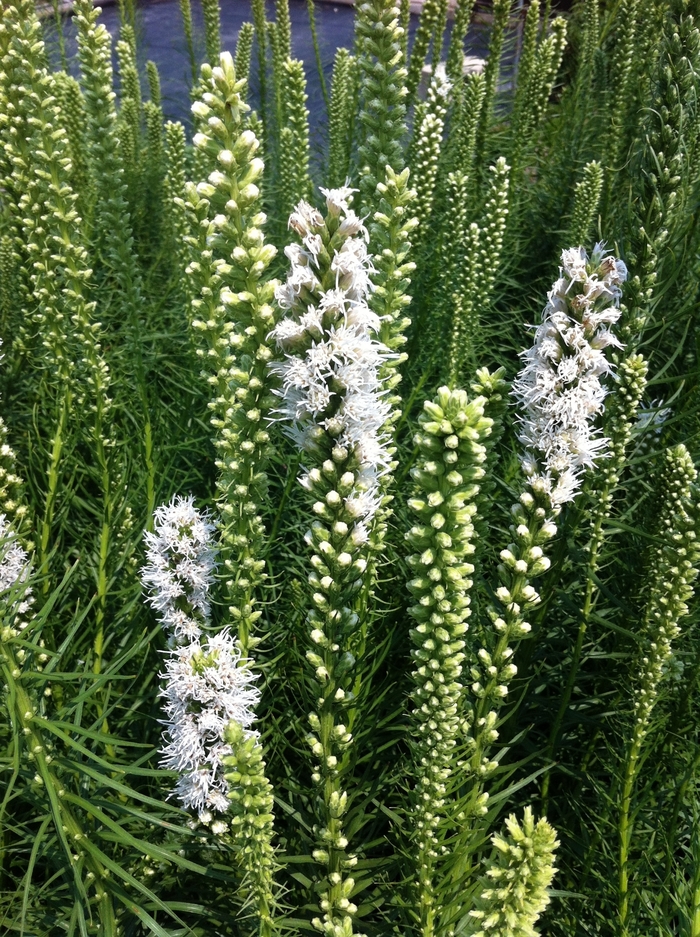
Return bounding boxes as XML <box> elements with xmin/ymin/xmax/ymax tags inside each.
<box><xmin>160</xmin><ymin>631</ymin><xmax>261</xmax><ymax>817</ymax></box>
<box><xmin>270</xmin><ymin>190</ymin><xmax>398</xmax><ymax>937</ymax></box>
<box><xmin>513</xmin><ymin>243</ymin><xmax>627</xmax><ymax>507</ymax></box>
<box><xmin>356</xmin><ymin>0</ymin><xmax>408</xmax><ymax>207</ymax></box>
<box><xmin>0</xmin><ymin>514</ymin><xmax>34</xmax><ymax>629</ymax></box>
<box><xmin>567</xmin><ymin>160</ymin><xmax>604</xmax><ymax>249</ymax></box>
<box><xmin>327</xmin><ymin>47</ymin><xmax>356</xmax><ymax>188</ymax></box>
<box><xmin>141</xmin><ymin>494</ymin><xmax>217</xmax><ymax>644</ymax></box>
<box><xmin>270</xmin><ymin>188</ymin><xmax>393</xmax><ymax>527</ymax></box>
<box><xmin>235</xmin><ymin>21</ymin><xmax>255</xmax><ymax>90</ymax></box>
<box><xmin>141</xmin><ymin>495</ymin><xmax>263</xmax><ymax>820</ymax></box>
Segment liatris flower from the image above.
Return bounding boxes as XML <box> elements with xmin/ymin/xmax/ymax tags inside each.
<box><xmin>159</xmin><ymin>630</ymin><xmax>261</xmax><ymax>817</ymax></box>
<box><xmin>141</xmin><ymin>494</ymin><xmax>217</xmax><ymax>644</ymax></box>
<box><xmin>271</xmin><ymin>188</ymin><xmax>396</xmax><ymax>937</ymax></box>
<box><xmin>513</xmin><ymin>243</ymin><xmax>627</xmax><ymax>507</ymax></box>
<box><xmin>142</xmin><ymin>495</ymin><xmax>261</xmax><ymax>818</ymax></box>
<box><xmin>269</xmin><ymin>186</ymin><xmax>393</xmax><ymax>532</ymax></box>
<box><xmin>405</xmin><ymin>386</ymin><xmax>493</xmax><ymax>935</ymax></box>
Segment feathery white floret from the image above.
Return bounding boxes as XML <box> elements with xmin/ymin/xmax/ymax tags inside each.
<box><xmin>513</xmin><ymin>243</ymin><xmax>627</xmax><ymax>506</ymax></box>
<box><xmin>0</xmin><ymin>514</ymin><xmax>33</xmax><ymax>619</ymax></box>
<box><xmin>141</xmin><ymin>494</ymin><xmax>217</xmax><ymax>643</ymax></box>
<box><xmin>269</xmin><ymin>187</ymin><xmax>392</xmax><ymax>524</ymax></box>
<box><xmin>159</xmin><ymin>629</ymin><xmax>260</xmax><ymax>817</ymax></box>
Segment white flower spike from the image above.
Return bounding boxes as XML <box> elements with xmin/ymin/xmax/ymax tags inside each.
<box><xmin>142</xmin><ymin>495</ymin><xmax>261</xmax><ymax>820</ymax></box>
<box><xmin>269</xmin><ymin>191</ymin><xmax>393</xmax><ymax>526</ymax></box>
<box><xmin>141</xmin><ymin>494</ymin><xmax>217</xmax><ymax>643</ymax></box>
<box><xmin>513</xmin><ymin>243</ymin><xmax>626</xmax><ymax>507</ymax></box>
<box><xmin>159</xmin><ymin>629</ymin><xmax>260</xmax><ymax>817</ymax></box>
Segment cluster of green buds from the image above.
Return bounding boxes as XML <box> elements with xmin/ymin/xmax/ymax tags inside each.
<box><xmin>184</xmin><ymin>51</ymin><xmax>279</xmax><ymax>657</ymax></box>
<box><xmin>467</xmin><ymin>807</ymin><xmax>558</xmax><ymax>937</ymax></box>
<box><xmin>410</xmin><ymin>74</ymin><xmax>451</xmax><ymax>251</ymax></box>
<box><xmin>223</xmin><ymin>721</ymin><xmax>277</xmax><ymax>935</ymax></box>
<box><xmin>633</xmin><ymin>445</ymin><xmax>699</xmax><ymax>738</ymax></box>
<box><xmin>404</xmin><ymin>0</ymin><xmax>448</xmax><ymax>103</ymax></box>
<box><xmin>73</xmin><ymin>0</ymin><xmax>143</xmax><ymax>305</ymax></box>
<box><xmin>405</xmin><ymin>386</ymin><xmax>493</xmax><ymax>937</ymax></box>
<box><xmin>618</xmin><ymin>444</ymin><xmax>700</xmax><ymax>933</ymax></box>
<box><xmin>327</xmin><ymin>47</ymin><xmax>356</xmax><ymax>188</ymax></box>
<box><xmin>463</xmin><ymin>483</ymin><xmax>556</xmax><ymax>816</ymax></box>
<box><xmin>356</xmin><ymin>0</ymin><xmax>408</xmax><ymax>207</ymax></box>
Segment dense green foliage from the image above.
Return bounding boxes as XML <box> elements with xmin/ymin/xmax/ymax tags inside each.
<box><xmin>1</xmin><ymin>0</ymin><xmax>700</xmax><ymax>935</ymax></box>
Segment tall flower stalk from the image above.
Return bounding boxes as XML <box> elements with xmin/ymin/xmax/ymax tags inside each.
<box><xmin>405</xmin><ymin>386</ymin><xmax>493</xmax><ymax>937</ymax></box>
<box><xmin>270</xmin><ymin>188</ymin><xmax>393</xmax><ymax>937</ymax></box>
<box><xmin>513</xmin><ymin>244</ymin><xmax>628</xmax><ymax>507</ymax></box>
<box><xmin>617</xmin><ymin>446</ymin><xmax>700</xmax><ymax>936</ymax></box>
<box><xmin>185</xmin><ymin>52</ymin><xmax>279</xmax><ymax>658</ymax></box>
<box><xmin>141</xmin><ymin>495</ymin><xmax>278</xmax><ymax>933</ymax></box>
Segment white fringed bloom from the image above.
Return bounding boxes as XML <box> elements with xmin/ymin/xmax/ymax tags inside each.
<box><xmin>0</xmin><ymin>514</ymin><xmax>33</xmax><ymax>620</ymax></box>
<box><xmin>513</xmin><ymin>243</ymin><xmax>627</xmax><ymax>506</ymax></box>
<box><xmin>159</xmin><ymin>629</ymin><xmax>260</xmax><ymax>816</ymax></box>
<box><xmin>141</xmin><ymin>494</ymin><xmax>217</xmax><ymax>643</ymax></box>
<box><xmin>269</xmin><ymin>187</ymin><xmax>392</xmax><ymax>524</ymax></box>
<box><xmin>141</xmin><ymin>495</ymin><xmax>260</xmax><ymax>820</ymax></box>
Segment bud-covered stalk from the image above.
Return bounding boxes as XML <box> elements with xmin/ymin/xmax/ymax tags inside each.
<box><xmin>327</xmin><ymin>47</ymin><xmax>356</xmax><ymax>189</ymax></box>
<box><xmin>223</xmin><ymin>721</ymin><xmax>277</xmax><ymax>937</ymax></box>
<box><xmin>618</xmin><ymin>447</ymin><xmax>700</xmax><ymax>936</ymax></box>
<box><xmin>467</xmin><ymin>484</ymin><xmax>556</xmax><ymax>811</ymax></box>
<box><xmin>186</xmin><ymin>52</ymin><xmax>280</xmax><ymax>657</ymax></box>
<box><xmin>2</xmin><ymin>2</ymin><xmax>117</xmax><ymax>683</ymax></box>
<box><xmin>566</xmin><ymin>160</ymin><xmax>603</xmax><ymax>250</ymax></box>
<box><xmin>162</xmin><ymin>120</ymin><xmax>189</xmax><ymax>285</ymax></box>
<box><xmin>235</xmin><ymin>22</ymin><xmax>255</xmax><ymax>90</ymax></box>
<box><xmin>446</xmin><ymin>0</ymin><xmax>477</xmax><ymax>84</ymax></box>
<box><xmin>405</xmin><ymin>386</ymin><xmax>492</xmax><ymax>937</ymax></box>
<box><xmin>270</xmin><ymin>188</ymin><xmax>393</xmax><ymax>937</ymax></box>
<box><xmin>356</xmin><ymin>0</ymin><xmax>408</xmax><ymax>209</ymax></box>
<box><xmin>201</xmin><ymin>0</ymin><xmax>221</xmax><ymax>66</ymax></box>
<box><xmin>475</xmin><ymin>0</ymin><xmax>512</xmax><ymax>170</ymax></box>
<box><xmin>370</xmin><ymin>166</ymin><xmax>418</xmax><ymax>423</ymax></box>
<box><xmin>404</xmin><ymin>0</ymin><xmax>448</xmax><ymax>104</ymax></box>
<box><xmin>410</xmin><ymin>75</ymin><xmax>450</xmax><ymax>253</ymax></box>
<box><xmin>279</xmin><ymin>58</ymin><xmax>312</xmax><ymax>224</ymax></box>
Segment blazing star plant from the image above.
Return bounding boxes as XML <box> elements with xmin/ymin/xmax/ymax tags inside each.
<box><xmin>1</xmin><ymin>1</ymin><xmax>699</xmax><ymax>935</ymax></box>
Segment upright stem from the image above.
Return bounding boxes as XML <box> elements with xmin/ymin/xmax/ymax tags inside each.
<box><xmin>39</xmin><ymin>389</ymin><xmax>71</xmax><ymax>602</ymax></box>
<box><xmin>541</xmin><ymin>510</ymin><xmax>604</xmax><ymax>806</ymax></box>
<box><xmin>618</xmin><ymin>728</ymin><xmax>643</xmax><ymax>937</ymax></box>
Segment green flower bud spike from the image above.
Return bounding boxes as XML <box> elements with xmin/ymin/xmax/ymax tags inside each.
<box><xmin>405</xmin><ymin>385</ymin><xmax>493</xmax><ymax>937</ymax></box>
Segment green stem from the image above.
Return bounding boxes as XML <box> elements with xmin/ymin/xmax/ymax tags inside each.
<box><xmin>541</xmin><ymin>510</ymin><xmax>605</xmax><ymax>806</ymax></box>
<box><xmin>144</xmin><ymin>419</ymin><xmax>155</xmax><ymax>528</ymax></box>
<box><xmin>39</xmin><ymin>389</ymin><xmax>71</xmax><ymax>600</ymax></box>
<box><xmin>307</xmin><ymin>0</ymin><xmax>329</xmax><ymax>108</ymax></box>
<box><xmin>692</xmin><ymin>845</ymin><xmax>700</xmax><ymax>937</ymax></box>
<box><xmin>618</xmin><ymin>728</ymin><xmax>643</xmax><ymax>937</ymax></box>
